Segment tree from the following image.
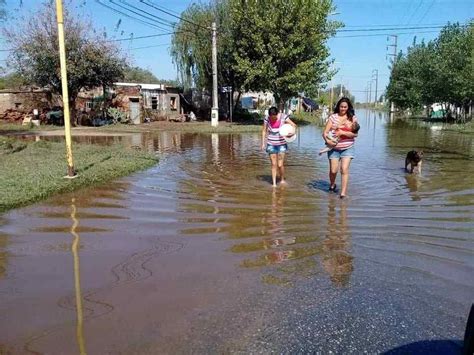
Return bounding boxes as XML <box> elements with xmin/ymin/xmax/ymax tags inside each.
<box><xmin>171</xmin><ymin>0</ymin><xmax>341</xmax><ymax>110</ymax></box>
<box><xmin>230</xmin><ymin>0</ymin><xmax>341</xmax><ymax>107</ymax></box>
<box><xmin>3</xmin><ymin>2</ymin><xmax>127</xmax><ymax>124</ymax></box>
<box><xmin>387</xmin><ymin>22</ymin><xmax>473</xmax><ymax>121</ymax></box>
<box><xmin>171</xmin><ymin>3</ymin><xmax>215</xmax><ymax>89</ymax></box>
<box><xmin>0</xmin><ymin>72</ymin><xmax>26</xmax><ymax>90</ymax></box>
<box><xmin>121</xmin><ymin>66</ymin><xmax>179</xmax><ymax>86</ymax></box>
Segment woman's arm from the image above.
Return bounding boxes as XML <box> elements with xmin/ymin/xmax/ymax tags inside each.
<box><xmin>285</xmin><ymin>117</ymin><xmax>297</xmax><ymax>128</ymax></box>
<box><xmin>322</xmin><ymin>118</ymin><xmax>336</xmax><ymax>145</ymax></box>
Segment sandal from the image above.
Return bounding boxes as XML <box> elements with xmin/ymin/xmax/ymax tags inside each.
<box><xmin>329</xmin><ymin>184</ymin><xmax>337</xmax><ymax>192</ymax></box>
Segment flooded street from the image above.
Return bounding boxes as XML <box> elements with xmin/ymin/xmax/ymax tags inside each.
<box><xmin>1</xmin><ymin>110</ymin><xmax>473</xmax><ymax>354</ymax></box>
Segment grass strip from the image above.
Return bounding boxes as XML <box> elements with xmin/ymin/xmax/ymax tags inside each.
<box><xmin>0</xmin><ymin>137</ymin><xmax>158</xmax><ymax>213</ymax></box>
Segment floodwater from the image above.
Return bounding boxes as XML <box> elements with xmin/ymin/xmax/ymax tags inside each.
<box><xmin>1</xmin><ymin>110</ymin><xmax>473</xmax><ymax>354</ymax></box>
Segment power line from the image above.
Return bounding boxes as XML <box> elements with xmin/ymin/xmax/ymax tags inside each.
<box><xmin>109</xmin><ymin>0</ymin><xmax>175</xmax><ymax>29</ymax></box>
<box><xmin>108</xmin><ymin>32</ymin><xmax>175</xmax><ymax>42</ymax></box>
<box><xmin>417</xmin><ymin>0</ymin><xmax>437</xmax><ymax>24</ymax></box>
<box><xmin>139</xmin><ymin>0</ymin><xmax>210</xmax><ymax>31</ymax></box>
<box><xmin>129</xmin><ymin>43</ymin><xmax>170</xmax><ymax>50</ymax></box>
<box><xmin>342</xmin><ymin>22</ymin><xmax>446</xmax><ymax>29</ymax></box>
<box><xmin>95</xmin><ymin>0</ymin><xmax>170</xmax><ymax>31</ymax></box>
<box><xmin>337</xmin><ymin>24</ymin><xmax>454</xmax><ymax>32</ymax></box>
<box><xmin>334</xmin><ymin>30</ymin><xmax>451</xmax><ymax>38</ymax></box>
<box><xmin>406</xmin><ymin>0</ymin><xmax>425</xmax><ymax>25</ymax></box>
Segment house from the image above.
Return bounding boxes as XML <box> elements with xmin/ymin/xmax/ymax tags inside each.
<box><xmin>111</xmin><ymin>82</ymin><xmax>182</xmax><ymax>124</ymax></box>
<box><xmin>0</xmin><ymin>88</ymin><xmax>59</xmax><ymax>115</ymax></box>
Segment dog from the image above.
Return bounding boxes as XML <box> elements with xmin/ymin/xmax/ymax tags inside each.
<box><xmin>405</xmin><ymin>150</ymin><xmax>423</xmax><ymax>174</ymax></box>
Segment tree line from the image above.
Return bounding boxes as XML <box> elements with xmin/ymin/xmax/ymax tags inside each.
<box><xmin>386</xmin><ymin>22</ymin><xmax>473</xmax><ymax>122</ymax></box>
<box><xmin>171</xmin><ymin>0</ymin><xmax>342</xmax><ymax>108</ymax></box>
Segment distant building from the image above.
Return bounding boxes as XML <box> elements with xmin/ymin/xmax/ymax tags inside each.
<box><xmin>111</xmin><ymin>82</ymin><xmax>182</xmax><ymax>124</ymax></box>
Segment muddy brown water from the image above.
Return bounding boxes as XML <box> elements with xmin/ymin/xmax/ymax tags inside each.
<box><xmin>1</xmin><ymin>110</ymin><xmax>473</xmax><ymax>353</ymax></box>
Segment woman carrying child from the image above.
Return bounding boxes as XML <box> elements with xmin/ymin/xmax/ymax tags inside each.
<box><xmin>322</xmin><ymin>97</ymin><xmax>359</xmax><ymax>198</ymax></box>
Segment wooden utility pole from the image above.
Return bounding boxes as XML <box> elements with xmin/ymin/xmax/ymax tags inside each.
<box><xmin>55</xmin><ymin>0</ymin><xmax>76</xmax><ymax>178</ymax></box>
<box><xmin>211</xmin><ymin>22</ymin><xmax>218</xmax><ymax>127</ymax></box>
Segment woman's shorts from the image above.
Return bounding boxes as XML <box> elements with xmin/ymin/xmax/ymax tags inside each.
<box><xmin>266</xmin><ymin>144</ymin><xmax>288</xmax><ymax>154</ymax></box>
<box><xmin>327</xmin><ymin>145</ymin><xmax>355</xmax><ymax>160</ymax></box>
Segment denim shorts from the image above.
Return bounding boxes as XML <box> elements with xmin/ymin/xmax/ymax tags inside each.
<box><xmin>327</xmin><ymin>145</ymin><xmax>355</xmax><ymax>160</ymax></box>
<box><xmin>266</xmin><ymin>144</ymin><xmax>288</xmax><ymax>154</ymax></box>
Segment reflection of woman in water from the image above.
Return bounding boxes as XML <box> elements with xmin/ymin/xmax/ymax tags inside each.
<box><xmin>261</xmin><ymin>188</ymin><xmax>296</xmax><ymax>263</ymax></box>
<box><xmin>322</xmin><ymin>198</ymin><xmax>353</xmax><ymax>286</ymax></box>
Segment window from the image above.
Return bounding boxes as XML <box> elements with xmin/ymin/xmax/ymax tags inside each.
<box><xmin>151</xmin><ymin>96</ymin><xmax>157</xmax><ymax>110</ymax></box>
<box><xmin>170</xmin><ymin>97</ymin><xmax>177</xmax><ymax>110</ymax></box>
<box><xmin>86</xmin><ymin>101</ymin><xmax>93</xmax><ymax>110</ymax></box>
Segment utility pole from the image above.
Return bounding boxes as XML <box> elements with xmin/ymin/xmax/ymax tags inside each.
<box><xmin>372</xmin><ymin>69</ymin><xmax>378</xmax><ymax>106</ymax></box>
<box><xmin>55</xmin><ymin>0</ymin><xmax>76</xmax><ymax>178</ymax></box>
<box><xmin>367</xmin><ymin>80</ymin><xmax>372</xmax><ymax>107</ymax></box>
<box><xmin>387</xmin><ymin>35</ymin><xmax>398</xmax><ymax>115</ymax></box>
<box><xmin>339</xmin><ymin>81</ymin><xmax>343</xmax><ymax>97</ymax></box>
<box><xmin>211</xmin><ymin>22</ymin><xmax>218</xmax><ymax>127</ymax></box>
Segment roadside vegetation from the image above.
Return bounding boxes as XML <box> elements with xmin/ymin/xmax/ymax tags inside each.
<box><xmin>387</xmin><ymin>22</ymin><xmax>473</xmax><ymax>122</ymax></box>
<box><xmin>0</xmin><ymin>137</ymin><xmax>157</xmax><ymax>212</ymax></box>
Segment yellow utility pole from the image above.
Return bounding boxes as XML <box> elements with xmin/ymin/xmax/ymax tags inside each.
<box><xmin>55</xmin><ymin>0</ymin><xmax>76</xmax><ymax>178</ymax></box>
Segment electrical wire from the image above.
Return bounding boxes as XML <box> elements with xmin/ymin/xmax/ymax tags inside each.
<box><xmin>95</xmin><ymin>0</ymin><xmax>170</xmax><ymax>32</ymax></box>
<box><xmin>109</xmin><ymin>0</ymin><xmax>175</xmax><ymax>29</ymax></box>
<box><xmin>139</xmin><ymin>0</ymin><xmax>210</xmax><ymax>31</ymax></box>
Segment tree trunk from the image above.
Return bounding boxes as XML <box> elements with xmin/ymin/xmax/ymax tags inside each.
<box><xmin>233</xmin><ymin>91</ymin><xmax>241</xmax><ymax>112</ymax></box>
<box><xmin>69</xmin><ymin>97</ymin><xmax>77</xmax><ymax>126</ymax></box>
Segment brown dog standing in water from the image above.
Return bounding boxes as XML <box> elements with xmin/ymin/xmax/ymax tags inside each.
<box><xmin>405</xmin><ymin>150</ymin><xmax>423</xmax><ymax>174</ymax></box>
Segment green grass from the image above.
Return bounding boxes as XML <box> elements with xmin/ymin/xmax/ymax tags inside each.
<box><xmin>0</xmin><ymin>137</ymin><xmax>158</xmax><ymax>213</ymax></box>
<box><xmin>96</xmin><ymin>121</ymin><xmax>263</xmax><ymax>134</ymax></box>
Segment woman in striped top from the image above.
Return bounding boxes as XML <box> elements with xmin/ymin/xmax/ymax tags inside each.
<box><xmin>322</xmin><ymin>97</ymin><xmax>359</xmax><ymax>198</ymax></box>
<box><xmin>261</xmin><ymin>106</ymin><xmax>297</xmax><ymax>187</ymax></box>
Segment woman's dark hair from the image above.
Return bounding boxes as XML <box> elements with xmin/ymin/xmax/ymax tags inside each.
<box><xmin>334</xmin><ymin>97</ymin><xmax>355</xmax><ymax>120</ymax></box>
<box><xmin>268</xmin><ymin>106</ymin><xmax>279</xmax><ymax>116</ymax></box>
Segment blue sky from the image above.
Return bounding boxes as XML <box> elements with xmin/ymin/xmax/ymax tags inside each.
<box><xmin>1</xmin><ymin>0</ymin><xmax>473</xmax><ymax>102</ymax></box>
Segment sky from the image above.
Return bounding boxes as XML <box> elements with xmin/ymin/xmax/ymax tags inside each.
<box><xmin>1</xmin><ymin>0</ymin><xmax>473</xmax><ymax>102</ymax></box>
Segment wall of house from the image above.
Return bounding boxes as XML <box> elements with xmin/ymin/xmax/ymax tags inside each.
<box><xmin>0</xmin><ymin>91</ymin><xmax>57</xmax><ymax>114</ymax></box>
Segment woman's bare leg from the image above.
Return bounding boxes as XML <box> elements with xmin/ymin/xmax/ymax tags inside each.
<box><xmin>329</xmin><ymin>159</ymin><xmax>339</xmax><ymax>189</ymax></box>
<box><xmin>339</xmin><ymin>157</ymin><xmax>352</xmax><ymax>197</ymax></box>
<box><xmin>269</xmin><ymin>154</ymin><xmax>278</xmax><ymax>187</ymax></box>
<box><xmin>278</xmin><ymin>153</ymin><xmax>286</xmax><ymax>184</ymax></box>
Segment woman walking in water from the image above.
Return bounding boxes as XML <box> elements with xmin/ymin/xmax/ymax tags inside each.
<box><xmin>322</xmin><ymin>97</ymin><xmax>359</xmax><ymax>198</ymax></box>
<box><xmin>261</xmin><ymin>106</ymin><xmax>297</xmax><ymax>187</ymax></box>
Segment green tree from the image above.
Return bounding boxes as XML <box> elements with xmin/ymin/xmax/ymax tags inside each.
<box><xmin>171</xmin><ymin>3</ymin><xmax>215</xmax><ymax>89</ymax></box>
<box><xmin>0</xmin><ymin>72</ymin><xmax>26</xmax><ymax>90</ymax></box>
<box><xmin>387</xmin><ymin>22</ymin><xmax>473</xmax><ymax>121</ymax></box>
<box><xmin>3</xmin><ymin>2</ymin><xmax>127</xmax><ymax>124</ymax></box>
<box><xmin>121</xmin><ymin>66</ymin><xmax>179</xmax><ymax>86</ymax></box>
<box><xmin>230</xmin><ymin>0</ymin><xmax>341</xmax><ymax>106</ymax></box>
<box><xmin>171</xmin><ymin>0</ymin><xmax>341</xmax><ymax>109</ymax></box>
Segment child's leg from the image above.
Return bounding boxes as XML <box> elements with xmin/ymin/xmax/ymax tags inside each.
<box><xmin>319</xmin><ymin>146</ymin><xmax>331</xmax><ymax>155</ymax></box>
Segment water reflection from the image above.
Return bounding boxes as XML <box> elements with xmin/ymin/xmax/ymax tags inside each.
<box><xmin>70</xmin><ymin>198</ymin><xmax>87</xmax><ymax>355</ymax></box>
<box><xmin>322</xmin><ymin>198</ymin><xmax>353</xmax><ymax>287</ymax></box>
<box><xmin>1</xmin><ymin>115</ymin><xmax>473</xmax><ymax>352</ymax></box>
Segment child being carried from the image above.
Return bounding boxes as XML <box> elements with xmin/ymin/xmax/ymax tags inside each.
<box><xmin>319</xmin><ymin>121</ymin><xmax>360</xmax><ymax>155</ymax></box>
